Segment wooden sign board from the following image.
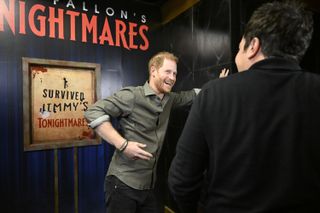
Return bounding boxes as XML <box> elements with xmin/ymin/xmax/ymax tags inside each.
<box><xmin>22</xmin><ymin>57</ymin><xmax>101</xmax><ymax>151</ymax></box>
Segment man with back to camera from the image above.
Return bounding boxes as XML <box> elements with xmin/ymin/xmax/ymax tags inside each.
<box><xmin>84</xmin><ymin>51</ymin><xmax>229</xmax><ymax>213</ymax></box>
<box><xmin>168</xmin><ymin>1</ymin><xmax>320</xmax><ymax>213</ymax></box>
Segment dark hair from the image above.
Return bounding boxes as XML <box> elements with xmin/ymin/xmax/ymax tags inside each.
<box><xmin>243</xmin><ymin>1</ymin><xmax>313</xmax><ymax>62</ymax></box>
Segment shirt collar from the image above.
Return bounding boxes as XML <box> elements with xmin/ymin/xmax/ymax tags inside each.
<box><xmin>143</xmin><ymin>81</ymin><xmax>156</xmax><ymax>96</ymax></box>
<box><xmin>143</xmin><ymin>81</ymin><xmax>170</xmax><ymax>105</ymax></box>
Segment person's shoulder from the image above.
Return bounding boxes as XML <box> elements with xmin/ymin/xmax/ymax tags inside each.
<box><xmin>303</xmin><ymin>71</ymin><xmax>320</xmax><ymax>79</ymax></box>
<box><xmin>201</xmin><ymin>73</ymin><xmax>239</xmax><ymax>89</ymax></box>
<box><xmin>302</xmin><ymin>71</ymin><xmax>320</xmax><ymax>87</ymax></box>
<box><xmin>116</xmin><ymin>85</ymin><xmax>144</xmax><ymax>93</ymax></box>
<box><xmin>110</xmin><ymin>85</ymin><xmax>141</xmax><ymax>101</ymax></box>
<box><xmin>118</xmin><ymin>85</ymin><xmax>148</xmax><ymax>100</ymax></box>
<box><xmin>120</xmin><ymin>85</ymin><xmax>140</xmax><ymax>91</ymax></box>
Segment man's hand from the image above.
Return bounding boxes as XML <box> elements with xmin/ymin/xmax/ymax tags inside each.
<box><xmin>219</xmin><ymin>68</ymin><xmax>229</xmax><ymax>78</ymax></box>
<box><xmin>123</xmin><ymin>141</ymin><xmax>153</xmax><ymax>161</ymax></box>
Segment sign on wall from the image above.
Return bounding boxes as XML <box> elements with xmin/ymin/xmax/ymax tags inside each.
<box><xmin>0</xmin><ymin>0</ymin><xmax>150</xmax><ymax>51</ymax></box>
<box><xmin>22</xmin><ymin>57</ymin><xmax>101</xmax><ymax>151</ymax></box>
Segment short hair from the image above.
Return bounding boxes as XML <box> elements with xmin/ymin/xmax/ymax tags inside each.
<box><xmin>148</xmin><ymin>51</ymin><xmax>178</xmax><ymax>72</ymax></box>
<box><xmin>243</xmin><ymin>1</ymin><xmax>313</xmax><ymax>62</ymax></box>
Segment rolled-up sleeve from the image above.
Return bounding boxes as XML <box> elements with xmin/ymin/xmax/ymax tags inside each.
<box><xmin>84</xmin><ymin>88</ymin><xmax>134</xmax><ymax>128</ymax></box>
<box><xmin>86</xmin><ymin>114</ymin><xmax>110</xmax><ymax>128</ymax></box>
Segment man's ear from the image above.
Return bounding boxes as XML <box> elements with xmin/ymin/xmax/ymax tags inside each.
<box><xmin>150</xmin><ymin>65</ymin><xmax>156</xmax><ymax>77</ymax></box>
<box><xmin>247</xmin><ymin>37</ymin><xmax>261</xmax><ymax>59</ymax></box>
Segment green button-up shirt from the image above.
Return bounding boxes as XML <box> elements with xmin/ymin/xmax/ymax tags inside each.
<box><xmin>84</xmin><ymin>82</ymin><xmax>196</xmax><ymax>189</ymax></box>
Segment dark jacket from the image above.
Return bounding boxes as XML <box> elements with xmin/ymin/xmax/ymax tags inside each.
<box><xmin>168</xmin><ymin>58</ymin><xmax>320</xmax><ymax>213</ymax></box>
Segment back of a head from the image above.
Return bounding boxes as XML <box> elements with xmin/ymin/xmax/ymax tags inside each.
<box><xmin>243</xmin><ymin>1</ymin><xmax>313</xmax><ymax>62</ymax></box>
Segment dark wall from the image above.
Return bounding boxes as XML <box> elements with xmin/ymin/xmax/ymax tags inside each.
<box><xmin>302</xmin><ymin>13</ymin><xmax>320</xmax><ymax>73</ymax></box>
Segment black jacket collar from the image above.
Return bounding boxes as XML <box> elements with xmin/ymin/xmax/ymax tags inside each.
<box><xmin>249</xmin><ymin>57</ymin><xmax>302</xmax><ymax>73</ymax></box>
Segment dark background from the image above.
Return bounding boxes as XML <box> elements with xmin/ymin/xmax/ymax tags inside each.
<box><xmin>1</xmin><ymin>0</ymin><xmax>319</xmax><ymax>212</ymax></box>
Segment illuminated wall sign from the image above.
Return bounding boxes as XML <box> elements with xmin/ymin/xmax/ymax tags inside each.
<box><xmin>0</xmin><ymin>0</ymin><xmax>149</xmax><ymax>50</ymax></box>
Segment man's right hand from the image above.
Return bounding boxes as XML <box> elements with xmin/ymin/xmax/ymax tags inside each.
<box><xmin>123</xmin><ymin>141</ymin><xmax>153</xmax><ymax>161</ymax></box>
<box><xmin>94</xmin><ymin>122</ymin><xmax>153</xmax><ymax>161</ymax></box>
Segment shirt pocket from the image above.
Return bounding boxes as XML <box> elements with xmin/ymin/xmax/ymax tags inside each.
<box><xmin>129</xmin><ymin>102</ymin><xmax>161</xmax><ymax>132</ymax></box>
<box><xmin>132</xmin><ymin>116</ymin><xmax>158</xmax><ymax>132</ymax></box>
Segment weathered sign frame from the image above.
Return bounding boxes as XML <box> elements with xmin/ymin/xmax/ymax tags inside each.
<box><xmin>22</xmin><ymin>57</ymin><xmax>101</xmax><ymax>151</ymax></box>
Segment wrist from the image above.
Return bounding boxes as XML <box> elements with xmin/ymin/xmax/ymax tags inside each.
<box><xmin>118</xmin><ymin>139</ymin><xmax>128</xmax><ymax>152</ymax></box>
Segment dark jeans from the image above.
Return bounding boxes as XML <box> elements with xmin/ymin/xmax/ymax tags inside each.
<box><xmin>105</xmin><ymin>175</ymin><xmax>162</xmax><ymax>213</ymax></box>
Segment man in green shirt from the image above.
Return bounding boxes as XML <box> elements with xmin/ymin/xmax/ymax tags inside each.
<box><xmin>84</xmin><ymin>51</ymin><xmax>228</xmax><ymax>213</ymax></box>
